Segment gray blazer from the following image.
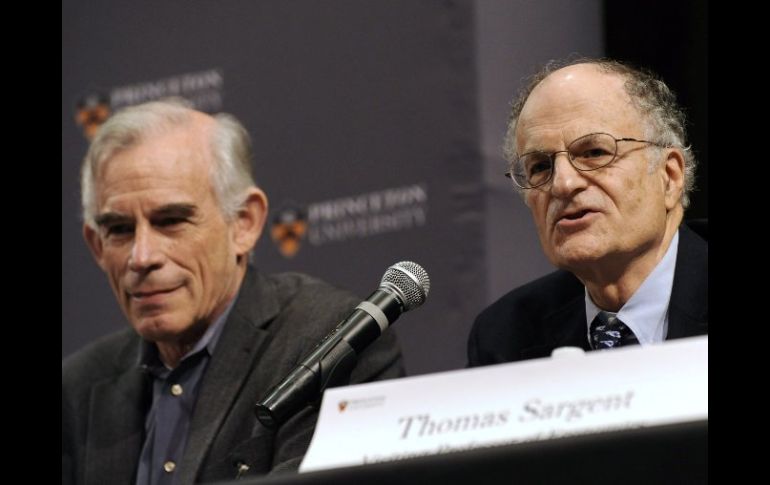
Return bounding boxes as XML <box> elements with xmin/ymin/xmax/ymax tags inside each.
<box><xmin>62</xmin><ymin>268</ymin><xmax>405</xmax><ymax>485</ymax></box>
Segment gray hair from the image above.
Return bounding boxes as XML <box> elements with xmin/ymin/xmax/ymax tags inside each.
<box><xmin>81</xmin><ymin>98</ymin><xmax>257</xmax><ymax>227</ymax></box>
<box><xmin>503</xmin><ymin>57</ymin><xmax>697</xmax><ymax>207</ymax></box>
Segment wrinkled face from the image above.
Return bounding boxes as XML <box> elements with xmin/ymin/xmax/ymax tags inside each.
<box><xmin>516</xmin><ymin>64</ymin><xmax>673</xmax><ymax>274</ymax></box>
<box><xmin>84</xmin><ymin>122</ymin><xmax>244</xmax><ymax>343</ymax></box>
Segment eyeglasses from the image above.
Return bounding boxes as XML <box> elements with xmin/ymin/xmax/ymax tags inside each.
<box><xmin>505</xmin><ymin>132</ymin><xmax>667</xmax><ymax>189</ymax></box>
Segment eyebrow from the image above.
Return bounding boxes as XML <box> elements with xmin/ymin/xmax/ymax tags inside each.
<box><xmin>94</xmin><ymin>203</ymin><xmax>198</xmax><ymax>227</ymax></box>
<box><xmin>152</xmin><ymin>203</ymin><xmax>198</xmax><ymax>220</ymax></box>
<box><xmin>94</xmin><ymin>212</ymin><xmax>132</xmax><ymax>227</ymax></box>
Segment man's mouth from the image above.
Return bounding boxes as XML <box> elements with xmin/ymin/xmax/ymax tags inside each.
<box><xmin>130</xmin><ymin>286</ymin><xmax>181</xmax><ymax>300</ymax></box>
<box><xmin>554</xmin><ymin>208</ymin><xmax>599</xmax><ymax>231</ymax></box>
<box><xmin>559</xmin><ymin>209</ymin><xmax>591</xmax><ymax>222</ymax></box>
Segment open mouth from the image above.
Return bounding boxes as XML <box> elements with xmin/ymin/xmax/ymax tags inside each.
<box><xmin>560</xmin><ymin>209</ymin><xmax>591</xmax><ymax>221</ymax></box>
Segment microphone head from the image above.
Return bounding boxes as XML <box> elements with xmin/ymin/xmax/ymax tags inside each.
<box><xmin>380</xmin><ymin>261</ymin><xmax>430</xmax><ymax>311</ymax></box>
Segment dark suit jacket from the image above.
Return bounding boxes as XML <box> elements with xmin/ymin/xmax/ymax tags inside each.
<box><xmin>62</xmin><ymin>268</ymin><xmax>404</xmax><ymax>485</ymax></box>
<box><xmin>468</xmin><ymin>225</ymin><xmax>708</xmax><ymax>366</ymax></box>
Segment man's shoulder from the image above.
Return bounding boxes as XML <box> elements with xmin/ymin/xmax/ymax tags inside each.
<box><xmin>670</xmin><ymin>224</ymin><xmax>708</xmax><ymax>331</ymax></box>
<box><xmin>244</xmin><ymin>271</ymin><xmax>360</xmax><ymax>337</ymax></box>
<box><xmin>468</xmin><ymin>270</ymin><xmax>584</xmax><ymax>366</ymax></box>
<box><xmin>679</xmin><ymin>223</ymin><xmax>708</xmax><ymax>262</ymax></box>
<box><xmin>265</xmin><ymin>272</ymin><xmax>359</xmax><ymax>307</ymax></box>
<box><xmin>239</xmin><ymin>270</ymin><xmax>404</xmax><ymax>383</ymax></box>
<box><xmin>479</xmin><ymin>269</ymin><xmax>583</xmax><ymax>322</ymax></box>
<box><xmin>62</xmin><ymin>328</ymin><xmax>139</xmax><ymax>389</ymax></box>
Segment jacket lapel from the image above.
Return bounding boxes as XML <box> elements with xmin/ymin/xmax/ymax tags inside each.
<box><xmin>177</xmin><ymin>268</ymin><xmax>279</xmax><ymax>485</ymax></box>
<box><xmin>521</xmin><ymin>295</ymin><xmax>589</xmax><ymax>360</ymax></box>
<box><xmin>86</xmin><ymin>352</ymin><xmax>150</xmax><ymax>485</ymax></box>
<box><xmin>518</xmin><ymin>225</ymin><xmax>707</xmax><ymax>360</ymax></box>
<box><xmin>667</xmin><ymin>225</ymin><xmax>709</xmax><ymax>340</ymax></box>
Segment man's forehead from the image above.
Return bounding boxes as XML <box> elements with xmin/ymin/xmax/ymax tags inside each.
<box><xmin>516</xmin><ymin>69</ymin><xmax>642</xmax><ymax>143</ymax></box>
<box><xmin>103</xmin><ymin>125</ymin><xmax>211</xmax><ymax>172</ymax></box>
<box><xmin>94</xmin><ymin>136</ymin><xmax>216</xmax><ymax>215</ymax></box>
<box><xmin>532</xmin><ymin>66</ymin><xmax>626</xmax><ymax>108</ymax></box>
<box><xmin>542</xmin><ymin>63</ymin><xmax>622</xmax><ymax>87</ymax></box>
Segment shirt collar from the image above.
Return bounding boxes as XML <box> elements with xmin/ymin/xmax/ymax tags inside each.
<box><xmin>585</xmin><ymin>230</ymin><xmax>679</xmax><ymax>345</ymax></box>
<box><xmin>137</xmin><ymin>294</ymin><xmax>237</xmax><ymax>373</ymax></box>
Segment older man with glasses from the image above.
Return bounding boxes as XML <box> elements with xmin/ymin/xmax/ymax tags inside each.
<box><xmin>468</xmin><ymin>58</ymin><xmax>707</xmax><ymax>365</ymax></box>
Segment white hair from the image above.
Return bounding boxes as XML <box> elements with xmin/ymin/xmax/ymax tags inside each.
<box><xmin>81</xmin><ymin>98</ymin><xmax>257</xmax><ymax>227</ymax></box>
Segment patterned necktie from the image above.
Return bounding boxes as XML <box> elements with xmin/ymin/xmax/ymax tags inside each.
<box><xmin>590</xmin><ymin>311</ymin><xmax>639</xmax><ymax>349</ymax></box>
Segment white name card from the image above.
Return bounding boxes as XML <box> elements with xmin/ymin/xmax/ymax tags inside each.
<box><xmin>300</xmin><ymin>336</ymin><xmax>707</xmax><ymax>472</ymax></box>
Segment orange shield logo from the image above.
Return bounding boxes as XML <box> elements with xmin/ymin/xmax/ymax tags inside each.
<box><xmin>271</xmin><ymin>206</ymin><xmax>307</xmax><ymax>258</ymax></box>
<box><xmin>75</xmin><ymin>94</ymin><xmax>111</xmax><ymax>140</ymax></box>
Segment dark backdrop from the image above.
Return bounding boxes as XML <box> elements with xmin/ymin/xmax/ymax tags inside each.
<box><xmin>605</xmin><ymin>0</ymin><xmax>708</xmax><ymax>219</ymax></box>
<box><xmin>62</xmin><ymin>0</ymin><xmax>706</xmax><ymax>375</ymax></box>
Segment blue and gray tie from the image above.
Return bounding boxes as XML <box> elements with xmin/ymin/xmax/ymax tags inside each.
<box><xmin>590</xmin><ymin>311</ymin><xmax>639</xmax><ymax>349</ymax></box>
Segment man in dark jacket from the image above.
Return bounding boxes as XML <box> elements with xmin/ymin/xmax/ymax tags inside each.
<box><xmin>469</xmin><ymin>59</ymin><xmax>707</xmax><ymax>365</ymax></box>
<box><xmin>63</xmin><ymin>100</ymin><xmax>404</xmax><ymax>485</ymax></box>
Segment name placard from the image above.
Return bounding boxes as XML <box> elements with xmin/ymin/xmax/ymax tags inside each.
<box><xmin>300</xmin><ymin>336</ymin><xmax>707</xmax><ymax>472</ymax></box>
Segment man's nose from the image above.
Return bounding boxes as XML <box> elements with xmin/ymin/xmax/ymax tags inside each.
<box><xmin>549</xmin><ymin>152</ymin><xmax>587</xmax><ymax>197</ymax></box>
<box><xmin>128</xmin><ymin>225</ymin><xmax>165</xmax><ymax>273</ymax></box>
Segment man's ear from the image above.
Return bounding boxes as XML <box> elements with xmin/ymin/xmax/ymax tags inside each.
<box><xmin>232</xmin><ymin>188</ymin><xmax>269</xmax><ymax>256</ymax></box>
<box><xmin>83</xmin><ymin>223</ymin><xmax>107</xmax><ymax>270</ymax></box>
<box><xmin>661</xmin><ymin>147</ymin><xmax>685</xmax><ymax>210</ymax></box>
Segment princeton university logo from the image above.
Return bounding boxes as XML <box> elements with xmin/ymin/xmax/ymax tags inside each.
<box><xmin>269</xmin><ymin>185</ymin><xmax>427</xmax><ymax>257</ymax></box>
<box><xmin>72</xmin><ymin>69</ymin><xmax>224</xmax><ymax>140</ymax></box>
<box><xmin>335</xmin><ymin>396</ymin><xmax>385</xmax><ymax>413</ymax></box>
<box><xmin>270</xmin><ymin>205</ymin><xmax>308</xmax><ymax>258</ymax></box>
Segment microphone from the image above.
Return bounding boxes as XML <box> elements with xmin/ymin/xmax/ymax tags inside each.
<box><xmin>255</xmin><ymin>261</ymin><xmax>430</xmax><ymax>428</ymax></box>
